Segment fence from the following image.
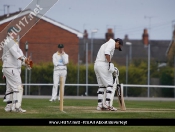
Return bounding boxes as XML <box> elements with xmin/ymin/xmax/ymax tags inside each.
<box><xmin>0</xmin><ymin>83</ymin><xmax>175</xmax><ymax>98</ymax></box>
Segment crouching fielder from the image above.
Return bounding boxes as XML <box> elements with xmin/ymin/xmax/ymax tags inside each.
<box><xmin>94</xmin><ymin>38</ymin><xmax>123</xmax><ymax>111</ymax></box>
<box><xmin>2</xmin><ymin>27</ymin><xmax>33</xmax><ymax>113</ymax></box>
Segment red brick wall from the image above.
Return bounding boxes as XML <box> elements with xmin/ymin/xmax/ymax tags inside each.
<box><xmin>0</xmin><ymin>17</ymin><xmax>80</xmax><ymax>64</ymax></box>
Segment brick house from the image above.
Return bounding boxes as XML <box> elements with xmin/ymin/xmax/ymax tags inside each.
<box><xmin>0</xmin><ymin>10</ymin><xmax>83</xmax><ymax>64</ymax></box>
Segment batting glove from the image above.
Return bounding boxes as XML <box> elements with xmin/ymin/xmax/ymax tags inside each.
<box><xmin>113</xmin><ymin>67</ymin><xmax>119</xmax><ymax>76</ymax></box>
<box><xmin>108</xmin><ymin>62</ymin><xmax>115</xmax><ymax>73</ymax></box>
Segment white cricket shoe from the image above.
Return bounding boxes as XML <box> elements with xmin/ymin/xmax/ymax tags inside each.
<box><xmin>17</xmin><ymin>107</ymin><xmax>26</xmax><ymax>113</ymax></box>
<box><xmin>103</xmin><ymin>103</ymin><xmax>117</xmax><ymax>111</ymax></box>
<box><xmin>4</xmin><ymin>105</ymin><xmax>12</xmax><ymax>112</ymax></box>
<box><xmin>97</xmin><ymin>106</ymin><xmax>102</xmax><ymax>111</ymax></box>
<box><xmin>3</xmin><ymin>99</ymin><xmax>8</xmax><ymax>103</ymax></box>
<box><xmin>97</xmin><ymin>105</ymin><xmax>108</xmax><ymax>111</ymax></box>
<box><xmin>58</xmin><ymin>97</ymin><xmax>60</xmax><ymax>101</ymax></box>
<box><xmin>103</xmin><ymin>103</ymin><xmax>109</xmax><ymax>109</ymax></box>
<box><xmin>49</xmin><ymin>98</ymin><xmax>56</xmax><ymax>102</ymax></box>
<box><xmin>12</xmin><ymin>107</ymin><xmax>26</xmax><ymax>113</ymax></box>
<box><xmin>110</xmin><ymin>106</ymin><xmax>117</xmax><ymax>111</ymax></box>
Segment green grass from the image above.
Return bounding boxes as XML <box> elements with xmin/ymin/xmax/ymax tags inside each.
<box><xmin>0</xmin><ymin>126</ymin><xmax>175</xmax><ymax>132</ymax></box>
<box><xmin>0</xmin><ymin>98</ymin><xmax>175</xmax><ymax>132</ymax></box>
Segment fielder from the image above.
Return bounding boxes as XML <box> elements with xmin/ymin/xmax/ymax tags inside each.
<box><xmin>49</xmin><ymin>44</ymin><xmax>69</xmax><ymax>102</ymax></box>
<box><xmin>94</xmin><ymin>38</ymin><xmax>123</xmax><ymax>111</ymax></box>
<box><xmin>2</xmin><ymin>26</ymin><xmax>32</xmax><ymax>113</ymax></box>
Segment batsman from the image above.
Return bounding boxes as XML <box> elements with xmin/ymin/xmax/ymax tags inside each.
<box><xmin>94</xmin><ymin>38</ymin><xmax>123</xmax><ymax>111</ymax></box>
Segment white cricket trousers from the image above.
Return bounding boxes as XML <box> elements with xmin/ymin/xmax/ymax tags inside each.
<box><xmin>3</xmin><ymin>68</ymin><xmax>23</xmax><ymax>108</ymax></box>
<box><xmin>94</xmin><ymin>62</ymin><xmax>113</xmax><ymax>107</ymax></box>
<box><xmin>51</xmin><ymin>69</ymin><xmax>67</xmax><ymax>100</ymax></box>
<box><xmin>94</xmin><ymin>62</ymin><xmax>113</xmax><ymax>87</ymax></box>
<box><xmin>3</xmin><ymin>68</ymin><xmax>22</xmax><ymax>93</ymax></box>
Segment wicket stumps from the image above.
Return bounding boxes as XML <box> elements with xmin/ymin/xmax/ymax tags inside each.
<box><xmin>60</xmin><ymin>76</ymin><xmax>64</xmax><ymax>111</ymax></box>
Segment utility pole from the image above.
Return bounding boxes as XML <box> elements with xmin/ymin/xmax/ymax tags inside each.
<box><xmin>86</xmin><ymin>42</ymin><xmax>88</xmax><ymax>96</ymax></box>
<box><xmin>91</xmin><ymin>29</ymin><xmax>98</xmax><ymax>63</ymax></box>
<box><xmin>144</xmin><ymin>16</ymin><xmax>154</xmax><ymax>97</ymax></box>
<box><xmin>3</xmin><ymin>4</ymin><xmax>15</xmax><ymax>16</ymax></box>
<box><xmin>25</xmin><ymin>41</ymin><xmax>28</xmax><ymax>95</ymax></box>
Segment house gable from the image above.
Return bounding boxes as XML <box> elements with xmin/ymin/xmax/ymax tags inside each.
<box><xmin>0</xmin><ymin>10</ymin><xmax>83</xmax><ymax>64</ymax></box>
<box><xmin>0</xmin><ymin>10</ymin><xmax>83</xmax><ymax>38</ymax></box>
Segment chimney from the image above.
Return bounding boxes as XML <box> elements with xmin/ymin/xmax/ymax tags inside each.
<box><xmin>105</xmin><ymin>28</ymin><xmax>114</xmax><ymax>41</ymax></box>
<box><xmin>6</xmin><ymin>5</ymin><xmax>9</xmax><ymax>17</ymax></box>
<box><xmin>83</xmin><ymin>30</ymin><xmax>88</xmax><ymax>39</ymax></box>
<box><xmin>173</xmin><ymin>25</ymin><xmax>175</xmax><ymax>39</ymax></box>
<box><xmin>142</xmin><ymin>28</ymin><xmax>149</xmax><ymax>45</ymax></box>
<box><xmin>124</xmin><ymin>34</ymin><xmax>129</xmax><ymax>41</ymax></box>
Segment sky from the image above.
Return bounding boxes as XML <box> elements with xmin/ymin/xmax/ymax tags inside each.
<box><xmin>0</xmin><ymin>0</ymin><xmax>175</xmax><ymax>40</ymax></box>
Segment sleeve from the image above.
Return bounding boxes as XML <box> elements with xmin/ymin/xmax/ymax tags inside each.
<box><xmin>9</xmin><ymin>45</ymin><xmax>22</xmax><ymax>59</ymax></box>
<box><xmin>61</xmin><ymin>53</ymin><xmax>69</xmax><ymax>65</ymax></box>
<box><xmin>104</xmin><ymin>40</ymin><xmax>115</xmax><ymax>55</ymax></box>
<box><xmin>19</xmin><ymin>49</ymin><xmax>25</xmax><ymax>57</ymax></box>
<box><xmin>52</xmin><ymin>54</ymin><xmax>58</xmax><ymax>66</ymax></box>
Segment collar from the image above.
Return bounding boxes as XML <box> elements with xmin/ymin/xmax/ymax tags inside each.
<box><xmin>57</xmin><ymin>52</ymin><xmax>61</xmax><ymax>55</ymax></box>
<box><xmin>57</xmin><ymin>52</ymin><xmax>64</xmax><ymax>55</ymax></box>
<box><xmin>13</xmin><ymin>39</ymin><xmax>18</xmax><ymax>44</ymax></box>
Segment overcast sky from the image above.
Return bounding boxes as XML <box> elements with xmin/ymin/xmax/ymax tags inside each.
<box><xmin>1</xmin><ymin>0</ymin><xmax>175</xmax><ymax>40</ymax></box>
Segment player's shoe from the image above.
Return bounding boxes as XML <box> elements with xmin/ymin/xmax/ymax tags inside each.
<box><xmin>103</xmin><ymin>103</ymin><xmax>117</xmax><ymax>111</ymax></box>
<box><xmin>97</xmin><ymin>105</ymin><xmax>108</xmax><ymax>111</ymax></box>
<box><xmin>97</xmin><ymin>106</ymin><xmax>102</xmax><ymax>111</ymax></box>
<box><xmin>12</xmin><ymin>107</ymin><xmax>26</xmax><ymax>113</ymax></box>
<box><xmin>3</xmin><ymin>99</ymin><xmax>8</xmax><ymax>102</ymax></box>
<box><xmin>58</xmin><ymin>97</ymin><xmax>60</xmax><ymax>101</ymax></box>
<box><xmin>103</xmin><ymin>103</ymin><xmax>109</xmax><ymax>109</ymax></box>
<box><xmin>17</xmin><ymin>107</ymin><xmax>26</xmax><ymax>113</ymax></box>
<box><xmin>49</xmin><ymin>98</ymin><xmax>56</xmax><ymax>102</ymax></box>
<box><xmin>4</xmin><ymin>105</ymin><xmax>12</xmax><ymax>112</ymax></box>
<box><xmin>110</xmin><ymin>106</ymin><xmax>117</xmax><ymax>111</ymax></box>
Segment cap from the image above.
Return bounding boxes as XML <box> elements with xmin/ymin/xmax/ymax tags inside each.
<box><xmin>115</xmin><ymin>38</ymin><xmax>123</xmax><ymax>51</ymax></box>
<box><xmin>7</xmin><ymin>26</ymin><xmax>18</xmax><ymax>33</ymax></box>
<box><xmin>58</xmin><ymin>44</ymin><xmax>64</xmax><ymax>48</ymax></box>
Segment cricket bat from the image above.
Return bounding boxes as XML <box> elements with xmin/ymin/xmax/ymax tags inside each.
<box><xmin>114</xmin><ymin>76</ymin><xmax>126</xmax><ymax>111</ymax></box>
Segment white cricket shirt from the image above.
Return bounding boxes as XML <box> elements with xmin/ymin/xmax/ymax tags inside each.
<box><xmin>2</xmin><ymin>37</ymin><xmax>24</xmax><ymax>68</ymax></box>
<box><xmin>52</xmin><ymin>52</ymin><xmax>69</xmax><ymax>70</ymax></box>
<box><xmin>95</xmin><ymin>39</ymin><xmax>115</xmax><ymax>63</ymax></box>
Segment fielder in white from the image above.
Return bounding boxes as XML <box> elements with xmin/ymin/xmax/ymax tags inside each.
<box><xmin>2</xmin><ymin>27</ymin><xmax>32</xmax><ymax>113</ymax></box>
<box><xmin>94</xmin><ymin>38</ymin><xmax>123</xmax><ymax>111</ymax></box>
<box><xmin>49</xmin><ymin>44</ymin><xmax>69</xmax><ymax>101</ymax></box>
